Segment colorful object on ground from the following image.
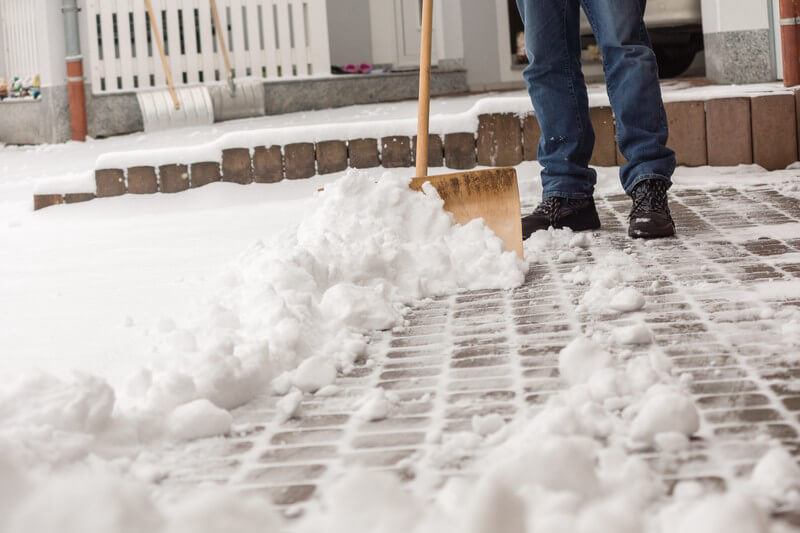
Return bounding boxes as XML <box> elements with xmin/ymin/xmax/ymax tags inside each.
<box><xmin>0</xmin><ymin>75</ymin><xmax>41</xmax><ymax>100</ymax></box>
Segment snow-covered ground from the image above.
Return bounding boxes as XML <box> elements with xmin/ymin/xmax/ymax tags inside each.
<box><xmin>3</xmin><ymin>156</ymin><xmax>800</xmax><ymax>532</ymax></box>
<box><xmin>2</xmin><ymin>85</ymin><xmax>800</xmax><ymax>533</ymax></box>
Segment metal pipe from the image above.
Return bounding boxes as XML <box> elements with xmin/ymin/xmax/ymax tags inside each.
<box><xmin>62</xmin><ymin>0</ymin><xmax>87</xmax><ymax>140</ymax></box>
<box><xmin>780</xmin><ymin>0</ymin><xmax>800</xmax><ymax>87</ymax></box>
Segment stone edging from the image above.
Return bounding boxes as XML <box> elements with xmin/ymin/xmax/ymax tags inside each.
<box><xmin>33</xmin><ymin>92</ymin><xmax>800</xmax><ymax>210</ymax></box>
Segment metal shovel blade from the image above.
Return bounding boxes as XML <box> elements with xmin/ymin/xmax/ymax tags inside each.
<box><xmin>410</xmin><ymin>167</ymin><xmax>524</xmax><ymax>260</ymax></box>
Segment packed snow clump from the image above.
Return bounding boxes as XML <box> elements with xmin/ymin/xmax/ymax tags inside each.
<box><xmin>558</xmin><ymin>337</ymin><xmax>612</xmax><ymax>386</ymax></box>
<box><xmin>609</xmin><ymin>287</ymin><xmax>646</xmax><ymax>312</ymax></box>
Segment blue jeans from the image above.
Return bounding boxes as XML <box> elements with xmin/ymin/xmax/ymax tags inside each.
<box><xmin>516</xmin><ymin>0</ymin><xmax>675</xmax><ymax>199</ymax></box>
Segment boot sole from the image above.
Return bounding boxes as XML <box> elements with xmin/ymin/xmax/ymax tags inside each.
<box><xmin>628</xmin><ymin>225</ymin><xmax>676</xmax><ymax>239</ymax></box>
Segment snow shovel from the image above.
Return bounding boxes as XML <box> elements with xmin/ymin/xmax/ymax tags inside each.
<box><xmin>408</xmin><ymin>0</ymin><xmax>524</xmax><ymax>260</ymax></box>
<box><xmin>138</xmin><ymin>0</ymin><xmax>214</xmax><ymax>132</ymax></box>
<box><xmin>208</xmin><ymin>0</ymin><xmax>265</xmax><ymax>120</ymax></box>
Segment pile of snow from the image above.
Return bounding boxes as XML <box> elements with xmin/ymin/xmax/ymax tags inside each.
<box><xmin>1</xmin><ymin>169</ymin><xmax>526</xmax><ymax>530</ymax></box>
<box><xmin>4</xmin><ymin>177</ymin><xmax>799</xmax><ymax>532</ymax></box>
<box><xmin>291</xmin><ymin>228</ymin><xmax>794</xmax><ymax>533</ymax></box>
<box><xmin>2</xmin><ymin>170</ymin><xmax>524</xmax><ymax>466</ymax></box>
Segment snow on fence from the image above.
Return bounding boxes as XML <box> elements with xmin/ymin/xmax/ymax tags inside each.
<box><xmin>84</xmin><ymin>0</ymin><xmax>331</xmax><ymax>94</ymax></box>
<box><xmin>0</xmin><ymin>0</ymin><xmax>39</xmax><ymax>79</ymax></box>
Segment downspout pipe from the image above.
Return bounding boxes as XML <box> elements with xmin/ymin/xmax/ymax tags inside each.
<box><xmin>780</xmin><ymin>0</ymin><xmax>800</xmax><ymax>87</ymax></box>
<box><xmin>62</xmin><ymin>0</ymin><xmax>87</xmax><ymax>141</ymax></box>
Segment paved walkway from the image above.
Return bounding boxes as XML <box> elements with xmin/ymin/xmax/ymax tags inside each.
<box><xmin>147</xmin><ymin>181</ymin><xmax>800</xmax><ymax>523</ymax></box>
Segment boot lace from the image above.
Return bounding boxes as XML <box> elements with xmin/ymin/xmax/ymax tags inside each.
<box><xmin>630</xmin><ymin>180</ymin><xmax>670</xmax><ymax>219</ymax></box>
<box><xmin>533</xmin><ymin>197</ymin><xmax>591</xmax><ymax>226</ymax></box>
<box><xmin>533</xmin><ymin>197</ymin><xmax>564</xmax><ymax>227</ymax></box>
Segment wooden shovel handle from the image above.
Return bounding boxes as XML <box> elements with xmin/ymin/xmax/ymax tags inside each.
<box><xmin>210</xmin><ymin>0</ymin><xmax>234</xmax><ymax>81</ymax></box>
<box><xmin>415</xmin><ymin>0</ymin><xmax>434</xmax><ymax>178</ymax></box>
<box><xmin>145</xmin><ymin>0</ymin><xmax>179</xmax><ymax>110</ymax></box>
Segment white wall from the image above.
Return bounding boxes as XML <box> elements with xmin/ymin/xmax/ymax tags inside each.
<box><xmin>700</xmin><ymin>0</ymin><xmax>770</xmax><ymax>33</ymax></box>
<box><xmin>461</xmin><ymin>0</ymin><xmax>502</xmax><ymax>89</ymax></box>
<box><xmin>38</xmin><ymin>0</ymin><xmax>67</xmax><ymax>87</ymax></box>
<box><xmin>0</xmin><ymin>15</ymin><xmax>5</xmax><ymax>77</ymax></box>
<box><xmin>327</xmin><ymin>0</ymin><xmax>373</xmax><ymax>66</ymax></box>
<box><xmin>438</xmin><ymin>0</ymin><xmax>464</xmax><ymax>66</ymax></box>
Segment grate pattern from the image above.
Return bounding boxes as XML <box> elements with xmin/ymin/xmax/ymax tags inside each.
<box><xmin>146</xmin><ymin>185</ymin><xmax>800</xmax><ymax>523</ymax></box>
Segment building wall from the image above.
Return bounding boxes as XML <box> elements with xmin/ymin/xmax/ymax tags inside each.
<box><xmin>38</xmin><ymin>0</ymin><xmax>67</xmax><ymax>88</ymax></box>
<box><xmin>0</xmin><ymin>14</ymin><xmax>5</xmax><ymax>77</ymax></box>
<box><xmin>460</xmin><ymin>0</ymin><xmax>503</xmax><ymax>90</ymax></box>
<box><xmin>701</xmin><ymin>0</ymin><xmax>777</xmax><ymax>83</ymax></box>
<box><xmin>326</xmin><ymin>0</ymin><xmax>373</xmax><ymax>66</ymax></box>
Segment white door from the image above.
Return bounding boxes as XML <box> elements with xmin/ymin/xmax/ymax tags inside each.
<box><xmin>370</xmin><ymin>0</ymin><xmax>439</xmax><ymax>67</ymax></box>
<box><xmin>395</xmin><ymin>0</ymin><xmax>421</xmax><ymax>65</ymax></box>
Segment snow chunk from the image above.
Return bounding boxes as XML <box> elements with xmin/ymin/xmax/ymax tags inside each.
<box><xmin>167</xmin><ymin>490</ymin><xmax>282</xmax><ymax>533</ymax></box>
<box><xmin>569</xmin><ymin>233</ymin><xmax>592</xmax><ymax>249</ymax></box>
<box><xmin>630</xmin><ymin>390</ymin><xmax>699</xmax><ymax>444</ymax></box>
<box><xmin>320</xmin><ymin>283</ymin><xmax>397</xmax><ymax>330</ymax></box>
<box><xmin>311</xmin><ymin>471</ymin><xmax>420</xmax><ymax>532</ymax></box>
<box><xmin>6</xmin><ymin>471</ymin><xmax>163</xmax><ymax>533</ymax></box>
<box><xmin>750</xmin><ymin>447</ymin><xmax>800</xmax><ymax>503</ymax></box>
<box><xmin>508</xmin><ymin>436</ymin><xmax>600</xmax><ymax>497</ymax></box>
<box><xmin>612</xmin><ymin>322</ymin><xmax>653</xmax><ymax>345</ymax></box>
<box><xmin>355</xmin><ymin>388</ymin><xmax>396</xmax><ymax>421</ymax></box>
<box><xmin>315</xmin><ymin>384</ymin><xmax>341</xmax><ymax>397</ymax></box>
<box><xmin>472</xmin><ymin>413</ymin><xmax>505</xmax><ymax>436</ymax></box>
<box><xmin>558</xmin><ymin>337</ymin><xmax>612</xmax><ymax>386</ymax></box>
<box><xmin>0</xmin><ymin>373</ymin><xmax>115</xmax><ymax>434</ymax></box>
<box><xmin>464</xmin><ymin>477</ymin><xmax>526</xmax><ymax>533</ymax></box>
<box><xmin>275</xmin><ymin>389</ymin><xmax>303</xmax><ymax>423</ymax></box>
<box><xmin>271</xmin><ymin>371</ymin><xmax>293</xmax><ymax>395</ymax></box>
<box><xmin>168</xmin><ymin>400</ymin><xmax>233</xmax><ymax>440</ymax></box>
<box><xmin>609</xmin><ymin>287</ymin><xmax>646</xmax><ymax>312</ymax></box>
<box><xmin>292</xmin><ymin>356</ymin><xmax>337</xmax><ymax>393</ymax></box>
<box><xmin>654</xmin><ymin>431</ymin><xmax>691</xmax><ymax>453</ymax></box>
<box><xmin>660</xmin><ymin>493</ymin><xmax>769</xmax><ymax>533</ymax></box>
<box><xmin>557</xmin><ymin>251</ymin><xmax>578</xmax><ymax>263</ymax></box>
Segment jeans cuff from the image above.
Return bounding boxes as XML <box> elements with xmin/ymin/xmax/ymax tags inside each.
<box><xmin>624</xmin><ymin>174</ymin><xmax>672</xmax><ymax>196</ymax></box>
<box><xmin>542</xmin><ymin>190</ymin><xmax>595</xmax><ymax>200</ymax></box>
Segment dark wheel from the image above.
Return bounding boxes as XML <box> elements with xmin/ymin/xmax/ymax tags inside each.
<box><xmin>652</xmin><ymin>34</ymin><xmax>703</xmax><ymax>79</ymax></box>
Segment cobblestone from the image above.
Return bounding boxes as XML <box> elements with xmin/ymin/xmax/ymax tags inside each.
<box><xmin>146</xmin><ymin>183</ymin><xmax>800</xmax><ymax>523</ymax></box>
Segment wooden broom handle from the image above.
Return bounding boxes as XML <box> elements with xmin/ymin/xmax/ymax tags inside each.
<box><xmin>145</xmin><ymin>0</ymin><xmax>180</xmax><ymax>110</ymax></box>
<box><xmin>415</xmin><ymin>0</ymin><xmax>434</xmax><ymax>178</ymax></box>
<box><xmin>210</xmin><ymin>0</ymin><xmax>234</xmax><ymax>81</ymax></box>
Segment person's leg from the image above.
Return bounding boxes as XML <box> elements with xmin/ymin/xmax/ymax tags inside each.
<box><xmin>580</xmin><ymin>0</ymin><xmax>676</xmax><ymax>238</ymax></box>
<box><xmin>579</xmin><ymin>0</ymin><xmax>675</xmax><ymax>194</ymax></box>
<box><xmin>517</xmin><ymin>0</ymin><xmax>596</xmax><ymax>200</ymax></box>
<box><xmin>517</xmin><ymin>0</ymin><xmax>601</xmax><ymax>238</ymax></box>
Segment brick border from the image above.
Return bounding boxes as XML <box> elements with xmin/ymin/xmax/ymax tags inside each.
<box><xmin>32</xmin><ymin>93</ymin><xmax>800</xmax><ymax>210</ymax></box>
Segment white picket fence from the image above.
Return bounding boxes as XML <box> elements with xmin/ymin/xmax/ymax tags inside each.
<box><xmin>84</xmin><ymin>0</ymin><xmax>331</xmax><ymax>94</ymax></box>
<box><xmin>0</xmin><ymin>0</ymin><xmax>39</xmax><ymax>79</ymax></box>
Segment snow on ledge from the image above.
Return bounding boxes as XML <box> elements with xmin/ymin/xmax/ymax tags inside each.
<box><xmin>95</xmin><ymin>83</ymin><xmax>796</xmax><ymax>171</ymax></box>
<box><xmin>94</xmin><ymin>96</ymin><xmax>539</xmax><ymax>170</ymax></box>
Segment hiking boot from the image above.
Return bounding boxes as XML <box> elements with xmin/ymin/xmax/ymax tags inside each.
<box><xmin>522</xmin><ymin>196</ymin><xmax>601</xmax><ymax>239</ymax></box>
<box><xmin>628</xmin><ymin>179</ymin><xmax>675</xmax><ymax>239</ymax></box>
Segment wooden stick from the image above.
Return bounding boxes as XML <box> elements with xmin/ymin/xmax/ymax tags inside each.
<box><xmin>145</xmin><ymin>0</ymin><xmax>180</xmax><ymax>110</ymax></box>
<box><xmin>210</xmin><ymin>0</ymin><xmax>236</xmax><ymax>92</ymax></box>
<box><xmin>415</xmin><ymin>0</ymin><xmax>434</xmax><ymax>178</ymax></box>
